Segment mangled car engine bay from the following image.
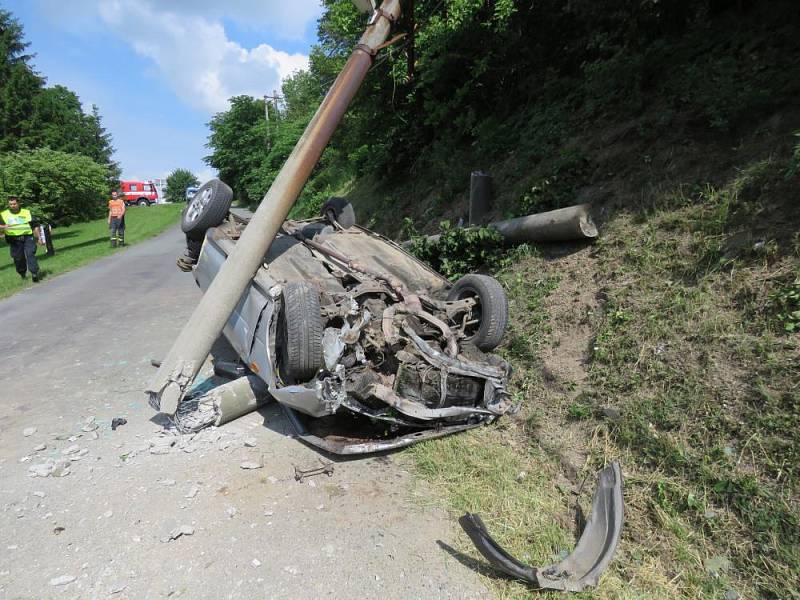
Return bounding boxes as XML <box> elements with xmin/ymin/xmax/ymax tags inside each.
<box><xmin>179</xmin><ymin>206</ymin><xmax>514</xmax><ymax>454</ymax></box>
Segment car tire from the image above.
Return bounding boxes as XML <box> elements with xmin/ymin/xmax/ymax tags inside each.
<box><xmin>447</xmin><ymin>274</ymin><xmax>509</xmax><ymax>351</ymax></box>
<box><xmin>322</xmin><ymin>197</ymin><xmax>356</xmax><ymax>229</ymax></box>
<box><xmin>137</xmin><ymin>198</ymin><xmax>149</xmax><ymax>207</ymax></box>
<box><xmin>181</xmin><ymin>179</ymin><xmax>233</xmax><ymax>240</ymax></box>
<box><xmin>278</xmin><ymin>282</ymin><xmax>324</xmax><ymax>383</ymax></box>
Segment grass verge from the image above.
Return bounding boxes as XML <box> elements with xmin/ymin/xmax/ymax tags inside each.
<box><xmin>403</xmin><ymin>153</ymin><xmax>799</xmax><ymax>598</ymax></box>
<box><xmin>0</xmin><ymin>203</ymin><xmax>183</xmax><ymax>299</ymax></box>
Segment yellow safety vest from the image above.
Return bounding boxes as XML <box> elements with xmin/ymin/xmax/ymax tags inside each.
<box><xmin>1</xmin><ymin>208</ymin><xmax>33</xmax><ymax>236</ymax></box>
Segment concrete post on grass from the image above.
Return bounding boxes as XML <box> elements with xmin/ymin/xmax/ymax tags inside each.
<box><xmin>469</xmin><ymin>171</ymin><xmax>492</xmax><ymax>226</ymax></box>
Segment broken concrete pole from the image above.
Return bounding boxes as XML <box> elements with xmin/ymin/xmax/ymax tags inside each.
<box><xmin>147</xmin><ymin>0</ymin><xmax>403</xmax><ymax>415</ymax></box>
<box><xmin>490</xmin><ymin>203</ymin><xmax>597</xmax><ymax>244</ymax></box>
<box><xmin>174</xmin><ymin>375</ymin><xmax>271</xmax><ymax>432</ymax></box>
<box><xmin>469</xmin><ymin>171</ymin><xmax>492</xmax><ymax>225</ymax></box>
<box><xmin>403</xmin><ymin>203</ymin><xmax>598</xmax><ymax>247</ymax></box>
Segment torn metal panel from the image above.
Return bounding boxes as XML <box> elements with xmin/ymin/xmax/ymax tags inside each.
<box><xmin>282</xmin><ymin>405</ymin><xmax>485</xmax><ymax>455</ymax></box>
<box><xmin>459</xmin><ymin>462</ymin><xmax>624</xmax><ymax>592</ymax></box>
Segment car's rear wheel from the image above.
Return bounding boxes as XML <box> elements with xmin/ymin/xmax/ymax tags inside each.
<box><xmin>181</xmin><ymin>179</ymin><xmax>233</xmax><ymax>240</ymax></box>
<box><xmin>137</xmin><ymin>198</ymin><xmax>149</xmax><ymax>207</ymax></box>
<box><xmin>277</xmin><ymin>282</ymin><xmax>324</xmax><ymax>383</ymax></box>
<box><xmin>447</xmin><ymin>274</ymin><xmax>509</xmax><ymax>351</ymax></box>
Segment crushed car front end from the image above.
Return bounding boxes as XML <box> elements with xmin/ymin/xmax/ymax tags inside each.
<box><xmin>187</xmin><ymin>213</ymin><xmax>513</xmax><ymax>453</ymax></box>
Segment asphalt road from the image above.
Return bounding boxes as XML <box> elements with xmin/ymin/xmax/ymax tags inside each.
<box><xmin>0</xmin><ymin>227</ymin><xmax>490</xmax><ymax>599</ymax></box>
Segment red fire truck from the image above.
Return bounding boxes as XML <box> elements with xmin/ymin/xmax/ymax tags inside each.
<box><xmin>120</xmin><ymin>180</ymin><xmax>159</xmax><ymax>206</ymax></box>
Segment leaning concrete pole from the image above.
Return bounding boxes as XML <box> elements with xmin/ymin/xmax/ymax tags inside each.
<box><xmin>148</xmin><ymin>0</ymin><xmax>403</xmax><ymax>415</ymax></box>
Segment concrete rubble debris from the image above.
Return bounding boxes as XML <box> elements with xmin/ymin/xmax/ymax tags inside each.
<box><xmin>251</xmin><ymin>559</ymin><xmax>261</xmax><ymax>568</ymax></box>
<box><xmin>32</xmin><ymin>443</ymin><xmax>46</xmax><ymax>452</ymax></box>
<box><xmin>62</xmin><ymin>445</ymin><xmax>80</xmax><ymax>455</ymax></box>
<box><xmin>240</xmin><ymin>460</ymin><xmax>262</xmax><ymax>470</ymax></box>
<box><xmin>23</xmin><ymin>427</ymin><xmax>37</xmax><ymax>437</ymax></box>
<box><xmin>161</xmin><ymin>524</ymin><xmax>195</xmax><ymax>543</ymax></box>
<box><xmin>49</xmin><ymin>575</ymin><xmax>76</xmax><ymax>586</ymax></box>
<box><xmin>185</xmin><ymin>486</ymin><xmax>199</xmax><ymax>499</ymax></box>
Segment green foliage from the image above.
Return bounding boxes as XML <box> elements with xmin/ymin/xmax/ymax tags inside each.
<box><xmin>164</xmin><ymin>168</ymin><xmax>199</xmax><ymax>204</ymax></box>
<box><xmin>404</xmin><ymin>219</ymin><xmax>506</xmax><ymax>280</ymax></box>
<box><xmin>787</xmin><ymin>131</ymin><xmax>800</xmax><ymax>180</ymax></box>
<box><xmin>0</xmin><ymin>8</ymin><xmax>119</xmax><ymax>188</ymax></box>
<box><xmin>0</xmin><ymin>148</ymin><xmax>109</xmax><ymax>226</ymax></box>
<box><xmin>517</xmin><ymin>148</ymin><xmax>590</xmax><ymax>215</ymax></box>
<box><xmin>771</xmin><ymin>276</ymin><xmax>800</xmax><ymax>333</ymax></box>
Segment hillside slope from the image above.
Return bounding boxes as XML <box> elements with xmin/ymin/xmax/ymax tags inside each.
<box><xmin>336</xmin><ymin>4</ymin><xmax>800</xmax><ymax>599</ymax></box>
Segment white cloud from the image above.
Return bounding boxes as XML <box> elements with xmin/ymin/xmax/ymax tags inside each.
<box><xmin>38</xmin><ymin>0</ymin><xmax>317</xmax><ymax>114</ymax></box>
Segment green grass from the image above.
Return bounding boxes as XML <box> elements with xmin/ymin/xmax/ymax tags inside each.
<box><xmin>401</xmin><ymin>152</ymin><xmax>799</xmax><ymax>598</ymax></box>
<box><xmin>0</xmin><ymin>203</ymin><xmax>183</xmax><ymax>299</ymax></box>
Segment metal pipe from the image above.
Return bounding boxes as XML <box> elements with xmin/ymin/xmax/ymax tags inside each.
<box><xmin>148</xmin><ymin>0</ymin><xmax>404</xmax><ymax>415</ymax></box>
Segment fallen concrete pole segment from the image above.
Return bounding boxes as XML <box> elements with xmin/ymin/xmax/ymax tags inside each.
<box><xmin>403</xmin><ymin>203</ymin><xmax>598</xmax><ymax>247</ymax></box>
<box><xmin>491</xmin><ymin>203</ymin><xmax>597</xmax><ymax>244</ymax></box>
<box><xmin>147</xmin><ymin>0</ymin><xmax>403</xmax><ymax>416</ymax></box>
<box><xmin>174</xmin><ymin>375</ymin><xmax>271</xmax><ymax>432</ymax></box>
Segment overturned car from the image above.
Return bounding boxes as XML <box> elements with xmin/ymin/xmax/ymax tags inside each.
<box><xmin>173</xmin><ymin>183</ymin><xmax>514</xmax><ymax>454</ymax></box>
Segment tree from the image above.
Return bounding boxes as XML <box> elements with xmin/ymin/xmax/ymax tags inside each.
<box><xmin>164</xmin><ymin>168</ymin><xmax>200</xmax><ymax>204</ymax></box>
<box><xmin>0</xmin><ymin>147</ymin><xmax>110</xmax><ymax>226</ymax></box>
<box><xmin>0</xmin><ymin>7</ymin><xmax>119</xmax><ymax>183</ymax></box>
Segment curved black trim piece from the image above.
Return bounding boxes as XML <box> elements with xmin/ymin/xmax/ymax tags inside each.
<box><xmin>459</xmin><ymin>462</ymin><xmax>624</xmax><ymax>592</ymax></box>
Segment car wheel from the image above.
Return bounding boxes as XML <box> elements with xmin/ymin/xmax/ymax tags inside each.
<box><xmin>322</xmin><ymin>197</ymin><xmax>356</xmax><ymax>229</ymax></box>
<box><xmin>277</xmin><ymin>282</ymin><xmax>324</xmax><ymax>383</ymax></box>
<box><xmin>137</xmin><ymin>198</ymin><xmax>149</xmax><ymax>207</ymax></box>
<box><xmin>447</xmin><ymin>274</ymin><xmax>509</xmax><ymax>351</ymax></box>
<box><xmin>181</xmin><ymin>179</ymin><xmax>233</xmax><ymax>240</ymax></box>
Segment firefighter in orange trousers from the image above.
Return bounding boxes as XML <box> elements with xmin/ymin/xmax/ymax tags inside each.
<box><xmin>108</xmin><ymin>190</ymin><xmax>126</xmax><ymax>247</ymax></box>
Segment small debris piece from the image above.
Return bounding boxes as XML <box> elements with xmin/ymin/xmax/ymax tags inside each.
<box><xmin>251</xmin><ymin>559</ymin><xmax>261</xmax><ymax>568</ymax></box>
<box><xmin>516</xmin><ymin>471</ymin><xmax>527</xmax><ymax>483</ymax></box>
<box><xmin>53</xmin><ymin>526</ymin><xmax>65</xmax><ymax>535</ymax></box>
<box><xmin>159</xmin><ymin>479</ymin><xmax>177</xmax><ymax>486</ymax></box>
<box><xmin>243</xmin><ymin>437</ymin><xmax>257</xmax><ymax>447</ymax></box>
<box><xmin>226</xmin><ymin>506</ymin><xmax>237</xmax><ymax>519</ymax></box>
<box><xmin>111</xmin><ymin>417</ymin><xmax>127</xmax><ymax>431</ymax></box>
<box><xmin>62</xmin><ymin>445</ymin><xmax>80</xmax><ymax>455</ymax></box>
<box><xmin>88</xmin><ymin>431</ymin><xmax>99</xmax><ymax>440</ymax></box>
<box><xmin>264</xmin><ymin>510</ymin><xmax>274</xmax><ymax>517</ymax></box>
<box><xmin>185</xmin><ymin>486</ymin><xmax>200</xmax><ymax>499</ymax></box>
<box><xmin>51</xmin><ymin>459</ymin><xmax>72</xmax><ymax>477</ymax></box>
<box><xmin>283</xmin><ymin>566</ymin><xmax>299</xmax><ymax>576</ymax></box>
<box><xmin>49</xmin><ymin>575</ymin><xmax>76</xmax><ymax>586</ymax></box>
<box><xmin>161</xmin><ymin>524</ymin><xmax>195</xmax><ymax>543</ymax></box>
<box><xmin>725</xmin><ymin>590</ymin><xmax>740</xmax><ymax>600</ymax></box>
<box><xmin>33</xmin><ymin>443</ymin><xmax>46</xmax><ymax>452</ymax></box>
<box><xmin>103</xmin><ymin>510</ymin><xmax>113</xmax><ymax>519</ymax></box>
<box><xmin>28</xmin><ymin>460</ymin><xmax>55</xmax><ymax>478</ymax></box>
<box><xmin>240</xmin><ymin>461</ymin><xmax>262</xmax><ymax>470</ymax></box>
<box><xmin>267</xmin><ymin>476</ymin><xmax>278</xmax><ymax>484</ymax></box>
<box><xmin>32</xmin><ymin>491</ymin><xmax>46</xmax><ymax>498</ymax></box>
<box><xmin>109</xmin><ymin>583</ymin><xmax>128</xmax><ymax>594</ymax></box>
<box><xmin>23</xmin><ymin>427</ymin><xmax>37</xmax><ymax>437</ymax></box>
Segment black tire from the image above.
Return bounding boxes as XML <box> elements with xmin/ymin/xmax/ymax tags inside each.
<box><xmin>322</xmin><ymin>197</ymin><xmax>356</xmax><ymax>229</ymax></box>
<box><xmin>277</xmin><ymin>282</ymin><xmax>324</xmax><ymax>382</ymax></box>
<box><xmin>137</xmin><ymin>198</ymin><xmax>149</xmax><ymax>207</ymax></box>
<box><xmin>447</xmin><ymin>274</ymin><xmax>509</xmax><ymax>351</ymax></box>
<box><xmin>181</xmin><ymin>179</ymin><xmax>233</xmax><ymax>240</ymax></box>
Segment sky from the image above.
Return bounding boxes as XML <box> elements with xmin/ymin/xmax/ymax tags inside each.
<box><xmin>4</xmin><ymin>0</ymin><xmax>325</xmax><ymax>183</ymax></box>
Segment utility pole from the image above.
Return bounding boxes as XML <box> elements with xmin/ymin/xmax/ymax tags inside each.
<box><xmin>264</xmin><ymin>90</ymin><xmax>283</xmax><ymax>150</ymax></box>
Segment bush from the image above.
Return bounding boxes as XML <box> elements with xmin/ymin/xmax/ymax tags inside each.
<box><xmin>404</xmin><ymin>219</ymin><xmax>507</xmax><ymax>281</ymax></box>
<box><xmin>164</xmin><ymin>168</ymin><xmax>199</xmax><ymax>204</ymax></box>
<box><xmin>0</xmin><ymin>148</ymin><xmax>109</xmax><ymax>226</ymax></box>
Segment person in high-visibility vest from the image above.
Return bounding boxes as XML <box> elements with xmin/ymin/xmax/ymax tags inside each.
<box><xmin>0</xmin><ymin>196</ymin><xmax>42</xmax><ymax>282</ymax></box>
<box><xmin>107</xmin><ymin>190</ymin><xmax>126</xmax><ymax>247</ymax></box>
